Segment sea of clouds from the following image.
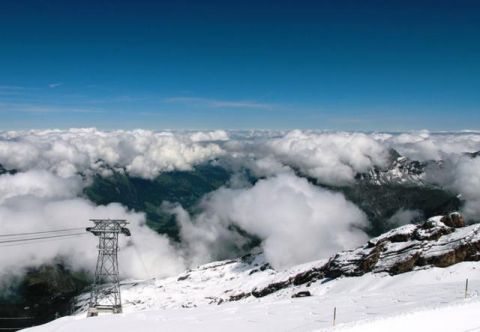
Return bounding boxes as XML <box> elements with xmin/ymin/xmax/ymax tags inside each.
<box><xmin>166</xmin><ymin>173</ymin><xmax>368</xmax><ymax>269</ymax></box>
<box><xmin>0</xmin><ymin>129</ymin><xmax>480</xmax><ymax>281</ymax></box>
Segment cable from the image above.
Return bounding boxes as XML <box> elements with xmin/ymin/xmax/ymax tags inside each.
<box><xmin>0</xmin><ymin>227</ymin><xmax>86</xmax><ymax>238</ymax></box>
<box><xmin>0</xmin><ymin>233</ymin><xmax>88</xmax><ymax>248</ymax></box>
<box><xmin>129</xmin><ymin>236</ymin><xmax>152</xmax><ymax>279</ymax></box>
<box><xmin>0</xmin><ymin>232</ymin><xmax>87</xmax><ymax>245</ymax></box>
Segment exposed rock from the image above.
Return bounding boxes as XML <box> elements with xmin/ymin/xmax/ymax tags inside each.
<box><xmin>248</xmin><ymin>269</ymin><xmax>260</xmax><ymax>275</ymax></box>
<box><xmin>441</xmin><ymin>212</ymin><xmax>465</xmax><ymax>228</ymax></box>
<box><xmin>229</xmin><ymin>266</ymin><xmax>324</xmax><ymax>301</ymax></box>
<box><xmin>291</xmin><ymin>268</ymin><xmax>324</xmax><ymax>286</ymax></box>
<box><xmin>323</xmin><ymin>213</ymin><xmax>477</xmax><ymax>277</ymax></box>
<box><xmin>177</xmin><ymin>274</ymin><xmax>190</xmax><ymax>281</ymax></box>
<box><xmin>354</xmin><ymin>149</ymin><xmax>430</xmax><ymax>186</ymax></box>
<box><xmin>252</xmin><ymin>280</ymin><xmax>290</xmax><ymax>298</ymax></box>
<box><xmin>229</xmin><ymin>212</ymin><xmax>480</xmax><ymax>301</ymax></box>
<box><xmin>386</xmin><ymin>251</ymin><xmax>420</xmax><ymax>274</ymax></box>
<box><xmin>464</xmin><ymin>151</ymin><xmax>480</xmax><ymax>159</ymax></box>
<box><xmin>248</xmin><ymin>263</ymin><xmax>273</xmax><ymax>276</ymax></box>
<box><xmin>0</xmin><ymin>164</ymin><xmax>16</xmax><ymax>175</ymax></box>
<box><xmin>228</xmin><ymin>293</ymin><xmax>250</xmax><ymax>301</ymax></box>
<box><xmin>259</xmin><ymin>263</ymin><xmax>272</xmax><ymax>271</ymax></box>
<box><xmin>291</xmin><ymin>291</ymin><xmax>311</xmax><ymax>298</ymax></box>
<box><xmin>413</xmin><ymin>220</ymin><xmax>454</xmax><ymax>241</ymax></box>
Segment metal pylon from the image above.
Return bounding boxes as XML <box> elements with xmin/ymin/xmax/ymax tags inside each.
<box><xmin>86</xmin><ymin>219</ymin><xmax>131</xmax><ymax>317</ymax></box>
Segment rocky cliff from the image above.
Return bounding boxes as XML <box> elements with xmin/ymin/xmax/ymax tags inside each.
<box><xmin>230</xmin><ymin>212</ymin><xmax>479</xmax><ymax>300</ymax></box>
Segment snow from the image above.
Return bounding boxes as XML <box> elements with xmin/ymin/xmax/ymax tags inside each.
<box><xmin>358</xmin><ymin>152</ymin><xmax>429</xmax><ymax>186</ymax></box>
<box><xmin>369</xmin><ymin>224</ymin><xmax>417</xmax><ymax>245</ymax></box>
<box><xmin>23</xmin><ymin>261</ymin><xmax>480</xmax><ymax>332</ymax></box>
<box><xmin>323</xmin><ymin>221</ymin><xmax>480</xmax><ymax>277</ymax></box>
<box><xmin>333</xmin><ymin>300</ymin><xmax>480</xmax><ymax>332</ymax></box>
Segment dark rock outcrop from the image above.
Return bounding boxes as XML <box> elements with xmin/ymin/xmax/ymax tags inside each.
<box><xmin>229</xmin><ymin>212</ymin><xmax>480</xmax><ymax>301</ymax></box>
<box><xmin>0</xmin><ymin>164</ymin><xmax>16</xmax><ymax>175</ymax></box>
<box><xmin>177</xmin><ymin>274</ymin><xmax>190</xmax><ymax>281</ymax></box>
<box><xmin>291</xmin><ymin>291</ymin><xmax>311</xmax><ymax>298</ymax></box>
<box><xmin>323</xmin><ymin>212</ymin><xmax>476</xmax><ymax>277</ymax></box>
<box><xmin>464</xmin><ymin>151</ymin><xmax>480</xmax><ymax>159</ymax></box>
<box><xmin>354</xmin><ymin>148</ymin><xmax>428</xmax><ymax>186</ymax></box>
<box><xmin>441</xmin><ymin>212</ymin><xmax>465</xmax><ymax>228</ymax></box>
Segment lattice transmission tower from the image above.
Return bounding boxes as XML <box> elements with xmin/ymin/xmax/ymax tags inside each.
<box><xmin>86</xmin><ymin>219</ymin><xmax>131</xmax><ymax>317</ymax></box>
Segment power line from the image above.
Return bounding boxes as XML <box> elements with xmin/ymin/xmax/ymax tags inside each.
<box><xmin>0</xmin><ymin>233</ymin><xmax>88</xmax><ymax>248</ymax></box>
<box><xmin>129</xmin><ymin>237</ymin><xmax>152</xmax><ymax>279</ymax></box>
<box><xmin>0</xmin><ymin>227</ymin><xmax>86</xmax><ymax>238</ymax></box>
<box><xmin>0</xmin><ymin>317</ymin><xmax>35</xmax><ymax>320</ymax></box>
<box><xmin>0</xmin><ymin>232</ymin><xmax>87</xmax><ymax>245</ymax></box>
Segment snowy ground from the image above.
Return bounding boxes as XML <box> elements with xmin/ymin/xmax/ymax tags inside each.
<box><xmin>336</xmin><ymin>300</ymin><xmax>480</xmax><ymax>332</ymax></box>
<box><xmin>24</xmin><ymin>261</ymin><xmax>480</xmax><ymax>331</ymax></box>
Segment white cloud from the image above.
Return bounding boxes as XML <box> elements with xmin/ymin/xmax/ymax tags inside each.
<box><xmin>48</xmin><ymin>83</ymin><xmax>63</xmax><ymax>88</ymax></box>
<box><xmin>165</xmin><ymin>97</ymin><xmax>273</xmax><ymax>110</ymax></box>
<box><xmin>0</xmin><ymin>170</ymin><xmax>81</xmax><ymax>204</ymax></box>
<box><xmin>223</xmin><ymin>130</ymin><xmax>390</xmax><ymax>185</ymax></box>
<box><xmin>0</xmin><ymin>185</ymin><xmax>185</xmax><ymax>282</ymax></box>
<box><xmin>167</xmin><ymin>173</ymin><xmax>368</xmax><ymax>269</ymax></box>
<box><xmin>442</xmin><ymin>156</ymin><xmax>480</xmax><ymax>220</ymax></box>
<box><xmin>0</xmin><ymin>129</ymin><xmax>225</xmax><ymax>179</ymax></box>
<box><xmin>1</xmin><ymin>128</ymin><xmax>480</xmax><ymax>282</ymax></box>
<box><xmin>0</xmin><ymin>165</ymin><xmax>186</xmax><ymax>282</ymax></box>
<box><xmin>189</xmin><ymin>130</ymin><xmax>229</xmax><ymax>142</ymax></box>
<box><xmin>387</xmin><ymin>208</ymin><xmax>423</xmax><ymax>226</ymax></box>
<box><xmin>376</xmin><ymin>131</ymin><xmax>480</xmax><ymax>161</ymax></box>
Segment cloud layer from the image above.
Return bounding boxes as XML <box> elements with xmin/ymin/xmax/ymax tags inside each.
<box><xmin>1</xmin><ymin>129</ymin><xmax>480</xmax><ymax>282</ymax></box>
<box><xmin>0</xmin><ymin>169</ymin><xmax>185</xmax><ymax>282</ymax></box>
<box><xmin>0</xmin><ymin>129</ymin><xmax>226</xmax><ymax>179</ymax></box>
<box><xmin>375</xmin><ymin>131</ymin><xmax>480</xmax><ymax>161</ymax></box>
<box><xmin>167</xmin><ymin>173</ymin><xmax>368</xmax><ymax>269</ymax></box>
<box><xmin>435</xmin><ymin>156</ymin><xmax>480</xmax><ymax>220</ymax></box>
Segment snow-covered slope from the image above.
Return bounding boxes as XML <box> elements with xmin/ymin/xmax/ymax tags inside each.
<box><xmin>24</xmin><ymin>262</ymin><xmax>480</xmax><ymax>331</ymax></box>
<box><xmin>336</xmin><ymin>299</ymin><xmax>480</xmax><ymax>332</ymax></box>
<box><xmin>24</xmin><ymin>214</ymin><xmax>480</xmax><ymax>331</ymax></box>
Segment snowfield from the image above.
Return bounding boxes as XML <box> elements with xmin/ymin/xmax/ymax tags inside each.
<box><xmin>336</xmin><ymin>300</ymin><xmax>480</xmax><ymax>332</ymax></box>
<box><xmin>23</xmin><ymin>260</ymin><xmax>480</xmax><ymax>332</ymax></box>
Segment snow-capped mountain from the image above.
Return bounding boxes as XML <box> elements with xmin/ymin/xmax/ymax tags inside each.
<box><xmin>355</xmin><ymin>149</ymin><xmax>429</xmax><ymax>186</ymax></box>
<box><xmin>25</xmin><ymin>212</ymin><xmax>480</xmax><ymax>331</ymax></box>
<box><xmin>355</xmin><ymin>149</ymin><xmax>480</xmax><ymax>187</ymax></box>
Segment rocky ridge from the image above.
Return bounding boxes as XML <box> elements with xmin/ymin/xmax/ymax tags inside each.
<box><xmin>229</xmin><ymin>212</ymin><xmax>479</xmax><ymax>300</ymax></box>
<box><xmin>355</xmin><ymin>149</ymin><xmax>480</xmax><ymax>187</ymax></box>
<box><xmin>355</xmin><ymin>149</ymin><xmax>429</xmax><ymax>186</ymax></box>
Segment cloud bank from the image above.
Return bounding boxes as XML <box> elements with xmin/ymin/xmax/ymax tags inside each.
<box><xmin>375</xmin><ymin>131</ymin><xmax>480</xmax><ymax>161</ymax></box>
<box><xmin>0</xmin><ymin>129</ymin><xmax>225</xmax><ymax>179</ymax></box>
<box><xmin>0</xmin><ymin>169</ymin><xmax>185</xmax><ymax>282</ymax></box>
<box><xmin>257</xmin><ymin>130</ymin><xmax>390</xmax><ymax>185</ymax></box>
<box><xmin>167</xmin><ymin>173</ymin><xmax>368</xmax><ymax>269</ymax></box>
<box><xmin>1</xmin><ymin>128</ymin><xmax>480</xmax><ymax>282</ymax></box>
<box><xmin>430</xmin><ymin>155</ymin><xmax>480</xmax><ymax>220</ymax></box>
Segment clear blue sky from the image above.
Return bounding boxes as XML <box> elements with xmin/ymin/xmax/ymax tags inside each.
<box><xmin>0</xmin><ymin>0</ymin><xmax>479</xmax><ymax>131</ymax></box>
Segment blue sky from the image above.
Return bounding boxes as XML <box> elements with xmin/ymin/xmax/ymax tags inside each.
<box><xmin>0</xmin><ymin>0</ymin><xmax>479</xmax><ymax>131</ymax></box>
